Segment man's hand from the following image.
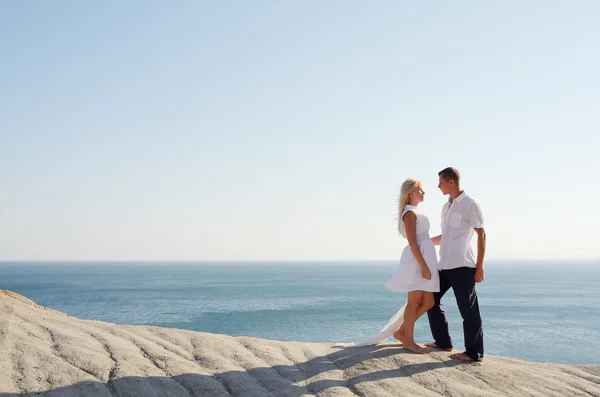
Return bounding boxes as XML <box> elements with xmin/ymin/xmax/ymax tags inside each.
<box><xmin>474</xmin><ymin>266</ymin><xmax>484</xmax><ymax>283</ymax></box>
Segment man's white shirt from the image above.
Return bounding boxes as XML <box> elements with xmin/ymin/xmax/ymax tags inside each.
<box><xmin>438</xmin><ymin>192</ymin><xmax>484</xmax><ymax>270</ymax></box>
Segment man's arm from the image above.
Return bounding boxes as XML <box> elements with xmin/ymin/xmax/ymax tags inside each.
<box><xmin>474</xmin><ymin>227</ymin><xmax>486</xmax><ymax>283</ymax></box>
<box><xmin>431</xmin><ymin>235</ymin><xmax>441</xmax><ymax>246</ymax></box>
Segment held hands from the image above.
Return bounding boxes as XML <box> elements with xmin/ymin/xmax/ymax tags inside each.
<box><xmin>474</xmin><ymin>266</ymin><xmax>484</xmax><ymax>283</ymax></box>
<box><xmin>421</xmin><ymin>265</ymin><xmax>432</xmax><ymax>280</ymax></box>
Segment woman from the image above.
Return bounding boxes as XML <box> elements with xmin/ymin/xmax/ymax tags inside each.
<box><xmin>384</xmin><ymin>178</ymin><xmax>440</xmax><ymax>353</ymax></box>
<box><xmin>336</xmin><ymin>178</ymin><xmax>440</xmax><ymax>351</ymax></box>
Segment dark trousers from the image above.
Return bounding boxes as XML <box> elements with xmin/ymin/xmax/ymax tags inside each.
<box><xmin>427</xmin><ymin>266</ymin><xmax>484</xmax><ymax>361</ymax></box>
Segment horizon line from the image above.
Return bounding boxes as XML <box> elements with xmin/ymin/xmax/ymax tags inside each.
<box><xmin>0</xmin><ymin>258</ymin><xmax>598</xmax><ymax>263</ymax></box>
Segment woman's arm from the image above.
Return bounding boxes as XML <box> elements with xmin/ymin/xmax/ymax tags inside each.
<box><xmin>403</xmin><ymin>211</ymin><xmax>431</xmax><ymax>280</ymax></box>
<box><xmin>431</xmin><ymin>235</ymin><xmax>441</xmax><ymax>245</ymax></box>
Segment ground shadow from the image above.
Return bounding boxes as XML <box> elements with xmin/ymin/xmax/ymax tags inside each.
<box><xmin>0</xmin><ymin>345</ymin><xmax>466</xmax><ymax>397</ymax></box>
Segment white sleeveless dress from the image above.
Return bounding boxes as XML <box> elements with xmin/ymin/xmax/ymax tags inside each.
<box><xmin>385</xmin><ymin>205</ymin><xmax>440</xmax><ymax>292</ymax></box>
<box><xmin>333</xmin><ymin>205</ymin><xmax>441</xmax><ymax>347</ymax></box>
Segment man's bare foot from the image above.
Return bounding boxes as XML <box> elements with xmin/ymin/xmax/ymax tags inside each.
<box><xmin>424</xmin><ymin>342</ymin><xmax>453</xmax><ymax>352</ymax></box>
<box><xmin>450</xmin><ymin>352</ymin><xmax>474</xmax><ymax>361</ymax></box>
<box><xmin>402</xmin><ymin>343</ymin><xmax>430</xmax><ymax>354</ymax></box>
<box><xmin>393</xmin><ymin>327</ymin><xmax>406</xmax><ymax>343</ymax></box>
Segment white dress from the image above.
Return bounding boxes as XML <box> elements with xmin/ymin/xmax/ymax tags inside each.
<box><xmin>333</xmin><ymin>205</ymin><xmax>441</xmax><ymax>347</ymax></box>
<box><xmin>384</xmin><ymin>205</ymin><xmax>440</xmax><ymax>292</ymax></box>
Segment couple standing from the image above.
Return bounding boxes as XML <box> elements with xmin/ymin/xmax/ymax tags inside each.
<box><xmin>384</xmin><ymin>167</ymin><xmax>486</xmax><ymax>362</ymax></box>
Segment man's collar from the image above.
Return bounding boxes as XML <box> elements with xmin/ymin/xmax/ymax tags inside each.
<box><xmin>449</xmin><ymin>191</ymin><xmax>466</xmax><ymax>204</ymax></box>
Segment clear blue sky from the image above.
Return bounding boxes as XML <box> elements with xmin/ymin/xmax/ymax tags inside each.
<box><xmin>1</xmin><ymin>1</ymin><xmax>599</xmax><ymax>261</ymax></box>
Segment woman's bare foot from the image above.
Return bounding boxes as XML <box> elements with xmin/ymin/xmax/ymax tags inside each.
<box><xmin>424</xmin><ymin>342</ymin><xmax>453</xmax><ymax>352</ymax></box>
<box><xmin>402</xmin><ymin>343</ymin><xmax>430</xmax><ymax>354</ymax></box>
<box><xmin>393</xmin><ymin>326</ymin><xmax>406</xmax><ymax>343</ymax></box>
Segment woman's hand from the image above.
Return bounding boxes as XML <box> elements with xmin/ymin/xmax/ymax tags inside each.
<box><xmin>421</xmin><ymin>265</ymin><xmax>432</xmax><ymax>280</ymax></box>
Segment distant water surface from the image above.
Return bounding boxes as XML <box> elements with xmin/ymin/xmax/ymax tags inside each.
<box><xmin>1</xmin><ymin>260</ymin><xmax>599</xmax><ymax>365</ymax></box>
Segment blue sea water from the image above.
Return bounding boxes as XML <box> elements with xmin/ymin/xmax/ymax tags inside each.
<box><xmin>1</xmin><ymin>261</ymin><xmax>599</xmax><ymax>365</ymax></box>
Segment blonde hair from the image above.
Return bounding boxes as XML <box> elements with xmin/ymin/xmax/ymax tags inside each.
<box><xmin>397</xmin><ymin>178</ymin><xmax>422</xmax><ymax>236</ymax></box>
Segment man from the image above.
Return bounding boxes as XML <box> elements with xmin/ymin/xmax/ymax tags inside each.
<box><xmin>426</xmin><ymin>167</ymin><xmax>486</xmax><ymax>361</ymax></box>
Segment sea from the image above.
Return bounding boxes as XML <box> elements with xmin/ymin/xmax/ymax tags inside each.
<box><xmin>1</xmin><ymin>261</ymin><xmax>598</xmax><ymax>365</ymax></box>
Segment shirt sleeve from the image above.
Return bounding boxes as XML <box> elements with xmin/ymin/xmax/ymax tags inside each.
<box><xmin>468</xmin><ymin>201</ymin><xmax>485</xmax><ymax>228</ymax></box>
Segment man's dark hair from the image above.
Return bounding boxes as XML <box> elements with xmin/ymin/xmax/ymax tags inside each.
<box><xmin>438</xmin><ymin>167</ymin><xmax>460</xmax><ymax>184</ymax></box>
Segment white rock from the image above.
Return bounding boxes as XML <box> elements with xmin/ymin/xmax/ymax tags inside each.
<box><xmin>1</xmin><ymin>290</ymin><xmax>599</xmax><ymax>397</ymax></box>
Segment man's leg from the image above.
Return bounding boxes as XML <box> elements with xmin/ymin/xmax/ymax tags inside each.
<box><xmin>426</xmin><ymin>270</ymin><xmax>453</xmax><ymax>350</ymax></box>
<box><xmin>451</xmin><ymin>267</ymin><xmax>484</xmax><ymax>361</ymax></box>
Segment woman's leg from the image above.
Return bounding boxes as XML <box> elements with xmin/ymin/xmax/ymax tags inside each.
<box><xmin>419</xmin><ymin>292</ymin><xmax>435</xmax><ymax>317</ymax></box>
<box><xmin>394</xmin><ymin>292</ymin><xmax>434</xmax><ymax>342</ymax></box>
<box><xmin>401</xmin><ymin>290</ymin><xmax>429</xmax><ymax>353</ymax></box>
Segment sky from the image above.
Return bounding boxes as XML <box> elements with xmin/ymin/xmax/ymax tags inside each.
<box><xmin>1</xmin><ymin>1</ymin><xmax>599</xmax><ymax>261</ymax></box>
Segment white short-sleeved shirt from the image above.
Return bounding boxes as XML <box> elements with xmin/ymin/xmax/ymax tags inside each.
<box><xmin>438</xmin><ymin>192</ymin><xmax>484</xmax><ymax>270</ymax></box>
